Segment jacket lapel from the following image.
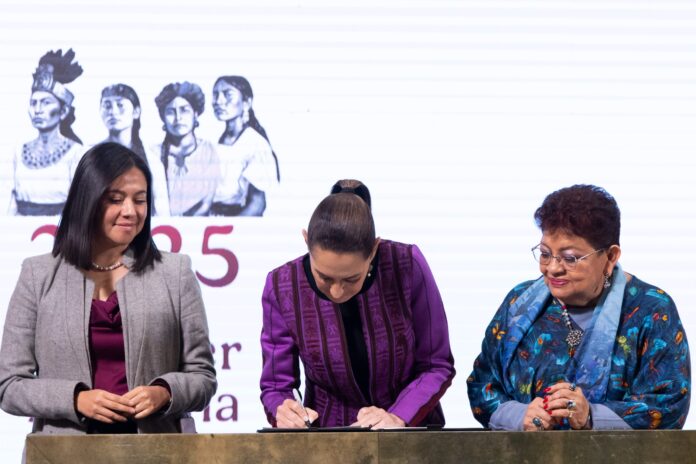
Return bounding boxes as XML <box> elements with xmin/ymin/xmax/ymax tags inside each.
<box><xmin>118</xmin><ymin>264</ymin><xmax>146</xmax><ymax>388</ymax></box>
<box><xmin>63</xmin><ymin>262</ymin><xmax>93</xmax><ymax>384</ymax></box>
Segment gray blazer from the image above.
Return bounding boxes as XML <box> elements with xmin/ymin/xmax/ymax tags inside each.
<box><xmin>0</xmin><ymin>251</ymin><xmax>217</xmax><ymax>434</ymax></box>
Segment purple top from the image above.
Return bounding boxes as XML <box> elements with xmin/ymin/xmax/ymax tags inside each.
<box><xmin>260</xmin><ymin>240</ymin><xmax>456</xmax><ymax>427</ymax></box>
<box><xmin>89</xmin><ymin>292</ymin><xmax>128</xmax><ymax>395</ymax></box>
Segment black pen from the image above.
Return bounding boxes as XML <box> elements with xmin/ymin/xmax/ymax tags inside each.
<box><xmin>293</xmin><ymin>388</ymin><xmax>312</xmax><ymax>428</ymax></box>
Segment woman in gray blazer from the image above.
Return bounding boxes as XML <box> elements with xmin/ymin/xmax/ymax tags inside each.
<box><xmin>0</xmin><ymin>142</ymin><xmax>217</xmax><ymax>434</ymax></box>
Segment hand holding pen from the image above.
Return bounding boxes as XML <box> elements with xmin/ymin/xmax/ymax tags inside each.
<box><xmin>293</xmin><ymin>388</ymin><xmax>313</xmax><ymax>428</ymax></box>
<box><xmin>274</xmin><ymin>389</ymin><xmax>319</xmax><ymax>428</ymax></box>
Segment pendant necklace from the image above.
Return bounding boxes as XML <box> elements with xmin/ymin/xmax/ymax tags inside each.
<box><xmin>558</xmin><ymin>301</ymin><xmax>583</xmax><ymax>356</ymax></box>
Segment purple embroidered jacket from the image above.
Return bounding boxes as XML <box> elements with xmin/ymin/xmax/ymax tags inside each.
<box><xmin>260</xmin><ymin>240</ymin><xmax>455</xmax><ymax>426</ymax></box>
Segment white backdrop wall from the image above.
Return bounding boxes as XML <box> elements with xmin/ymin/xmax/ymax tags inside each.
<box><xmin>1</xmin><ymin>0</ymin><xmax>696</xmax><ymax>461</ymax></box>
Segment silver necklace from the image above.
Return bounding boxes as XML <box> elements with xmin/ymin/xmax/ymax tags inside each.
<box><xmin>91</xmin><ymin>261</ymin><xmax>124</xmax><ymax>272</ymax></box>
<box><xmin>560</xmin><ymin>303</ymin><xmax>584</xmax><ymax>352</ymax></box>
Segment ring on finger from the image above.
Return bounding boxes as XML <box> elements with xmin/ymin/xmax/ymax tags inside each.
<box><xmin>567</xmin><ymin>399</ymin><xmax>576</xmax><ymax>411</ymax></box>
<box><xmin>532</xmin><ymin>416</ymin><xmax>544</xmax><ymax>431</ymax></box>
<box><xmin>568</xmin><ymin>410</ymin><xmax>575</xmax><ymax>418</ymax></box>
<box><xmin>569</xmin><ymin>383</ymin><xmax>577</xmax><ymax>392</ymax></box>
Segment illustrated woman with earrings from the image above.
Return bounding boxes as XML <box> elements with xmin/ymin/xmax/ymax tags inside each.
<box><xmin>9</xmin><ymin>49</ymin><xmax>84</xmax><ymax>216</ymax></box>
<box><xmin>0</xmin><ymin>143</ymin><xmax>216</xmax><ymax>435</ymax></box>
<box><xmin>260</xmin><ymin>179</ymin><xmax>455</xmax><ymax>428</ymax></box>
<box><xmin>210</xmin><ymin>76</ymin><xmax>279</xmax><ymax>216</ymax></box>
<box><xmin>153</xmin><ymin>81</ymin><xmax>220</xmax><ymax>216</ymax></box>
<box><xmin>468</xmin><ymin>184</ymin><xmax>690</xmax><ymax>431</ymax></box>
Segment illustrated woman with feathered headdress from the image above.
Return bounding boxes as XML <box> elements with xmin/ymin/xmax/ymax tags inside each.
<box><xmin>153</xmin><ymin>81</ymin><xmax>220</xmax><ymax>216</ymax></box>
<box><xmin>9</xmin><ymin>49</ymin><xmax>84</xmax><ymax>216</ymax></box>
<box><xmin>211</xmin><ymin>76</ymin><xmax>279</xmax><ymax>216</ymax></box>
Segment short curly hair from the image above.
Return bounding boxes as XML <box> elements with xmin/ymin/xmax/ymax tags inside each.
<box><xmin>534</xmin><ymin>184</ymin><xmax>620</xmax><ymax>249</ymax></box>
<box><xmin>154</xmin><ymin>81</ymin><xmax>205</xmax><ymax>120</ymax></box>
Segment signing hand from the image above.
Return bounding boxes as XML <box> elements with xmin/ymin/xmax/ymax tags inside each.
<box><xmin>76</xmin><ymin>389</ymin><xmax>136</xmax><ymax>424</ymax></box>
<box><xmin>351</xmin><ymin>406</ymin><xmax>405</xmax><ymax>429</ymax></box>
<box><xmin>544</xmin><ymin>382</ymin><xmax>591</xmax><ymax>430</ymax></box>
<box><xmin>122</xmin><ymin>385</ymin><xmax>171</xmax><ymax>420</ymax></box>
<box><xmin>275</xmin><ymin>399</ymin><xmax>319</xmax><ymax>428</ymax></box>
<box><xmin>523</xmin><ymin>397</ymin><xmax>554</xmax><ymax>431</ymax></box>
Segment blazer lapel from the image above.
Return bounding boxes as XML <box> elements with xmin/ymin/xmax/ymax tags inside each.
<box><xmin>63</xmin><ymin>262</ymin><xmax>93</xmax><ymax>384</ymax></box>
<box><xmin>118</xmin><ymin>267</ymin><xmax>147</xmax><ymax>388</ymax></box>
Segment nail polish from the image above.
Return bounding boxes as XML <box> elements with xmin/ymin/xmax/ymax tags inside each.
<box><xmin>543</xmin><ymin>387</ymin><xmax>551</xmax><ymax>393</ymax></box>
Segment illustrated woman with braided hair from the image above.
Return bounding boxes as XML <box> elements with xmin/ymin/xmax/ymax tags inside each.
<box><xmin>99</xmin><ymin>84</ymin><xmax>148</xmax><ymax>164</ymax></box>
<box><xmin>100</xmin><ymin>84</ymin><xmax>170</xmax><ymax>216</ymax></box>
<box><xmin>9</xmin><ymin>48</ymin><xmax>84</xmax><ymax>216</ymax></box>
<box><xmin>210</xmin><ymin>76</ymin><xmax>279</xmax><ymax>216</ymax></box>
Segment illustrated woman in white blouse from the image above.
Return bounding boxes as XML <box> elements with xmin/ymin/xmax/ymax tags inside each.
<box><xmin>211</xmin><ymin>76</ymin><xmax>279</xmax><ymax>216</ymax></box>
<box><xmin>9</xmin><ymin>49</ymin><xmax>84</xmax><ymax>216</ymax></box>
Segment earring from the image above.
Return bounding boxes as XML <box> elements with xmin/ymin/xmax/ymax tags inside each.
<box><xmin>603</xmin><ymin>272</ymin><xmax>611</xmax><ymax>289</ymax></box>
<box><xmin>367</xmin><ymin>264</ymin><xmax>373</xmax><ymax>278</ymax></box>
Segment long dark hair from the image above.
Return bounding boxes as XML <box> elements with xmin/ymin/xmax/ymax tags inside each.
<box><xmin>214</xmin><ymin>75</ymin><xmax>280</xmax><ymax>181</ymax></box>
<box><xmin>53</xmin><ymin>142</ymin><xmax>161</xmax><ymax>271</ymax></box>
<box><xmin>59</xmin><ymin>105</ymin><xmax>82</xmax><ymax>144</ymax></box>
<box><xmin>307</xmin><ymin>180</ymin><xmax>375</xmax><ymax>258</ymax></box>
<box><xmin>101</xmin><ymin>83</ymin><xmax>147</xmax><ymax>163</ymax></box>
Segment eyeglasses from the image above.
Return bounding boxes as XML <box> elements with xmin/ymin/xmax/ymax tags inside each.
<box><xmin>531</xmin><ymin>245</ymin><xmax>604</xmax><ymax>270</ymax></box>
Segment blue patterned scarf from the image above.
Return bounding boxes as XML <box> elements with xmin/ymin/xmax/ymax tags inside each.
<box><xmin>501</xmin><ymin>263</ymin><xmax>626</xmax><ymax>402</ymax></box>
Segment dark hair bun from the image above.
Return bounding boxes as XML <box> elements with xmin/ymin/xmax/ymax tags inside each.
<box><xmin>330</xmin><ymin>180</ymin><xmax>371</xmax><ymax>208</ymax></box>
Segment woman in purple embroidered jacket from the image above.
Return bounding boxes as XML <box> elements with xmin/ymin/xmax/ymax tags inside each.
<box><xmin>467</xmin><ymin>185</ymin><xmax>690</xmax><ymax>431</ymax></box>
<box><xmin>260</xmin><ymin>179</ymin><xmax>455</xmax><ymax>428</ymax></box>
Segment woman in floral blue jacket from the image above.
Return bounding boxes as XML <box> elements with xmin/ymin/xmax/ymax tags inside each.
<box><xmin>467</xmin><ymin>184</ymin><xmax>690</xmax><ymax>431</ymax></box>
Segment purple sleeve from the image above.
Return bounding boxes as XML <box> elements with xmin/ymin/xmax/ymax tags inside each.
<box><xmin>387</xmin><ymin>245</ymin><xmax>456</xmax><ymax>425</ymax></box>
<box><xmin>259</xmin><ymin>272</ymin><xmax>297</xmax><ymax>426</ymax></box>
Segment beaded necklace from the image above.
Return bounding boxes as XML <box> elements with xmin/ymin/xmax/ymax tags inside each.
<box><xmin>91</xmin><ymin>261</ymin><xmax>124</xmax><ymax>272</ymax></box>
<box><xmin>22</xmin><ymin>138</ymin><xmax>73</xmax><ymax>169</ymax></box>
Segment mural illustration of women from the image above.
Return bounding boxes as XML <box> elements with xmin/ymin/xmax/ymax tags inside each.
<box><xmin>99</xmin><ymin>84</ymin><xmax>148</xmax><ymax>162</ymax></box>
<box><xmin>9</xmin><ymin>49</ymin><xmax>84</xmax><ymax>216</ymax></box>
<box><xmin>211</xmin><ymin>76</ymin><xmax>279</xmax><ymax>216</ymax></box>
<box><xmin>153</xmin><ymin>81</ymin><xmax>219</xmax><ymax>216</ymax></box>
<box><xmin>100</xmin><ymin>83</ymin><xmax>169</xmax><ymax>215</ymax></box>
